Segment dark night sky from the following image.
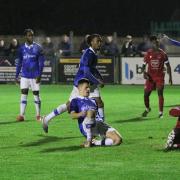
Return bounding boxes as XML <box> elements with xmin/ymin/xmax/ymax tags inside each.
<box><xmin>0</xmin><ymin>0</ymin><xmax>179</xmax><ymax>36</ymax></box>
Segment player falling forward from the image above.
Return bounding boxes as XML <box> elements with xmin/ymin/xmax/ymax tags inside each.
<box><xmin>16</xmin><ymin>29</ymin><xmax>45</xmax><ymax>121</ymax></box>
<box><xmin>142</xmin><ymin>35</ymin><xmax>172</xmax><ymax>118</ymax></box>
<box><xmin>41</xmin><ymin>34</ymin><xmax>105</xmax><ymax>133</ymax></box>
<box><xmin>165</xmin><ymin>107</ymin><xmax>180</xmax><ymax>151</ymax></box>
<box><xmin>70</xmin><ymin>78</ymin><xmax>122</xmax><ymax>147</ymax></box>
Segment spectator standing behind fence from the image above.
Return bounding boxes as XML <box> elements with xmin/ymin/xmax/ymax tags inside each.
<box><xmin>42</xmin><ymin>37</ymin><xmax>55</xmax><ymax>57</ymax></box>
<box><xmin>58</xmin><ymin>34</ymin><xmax>71</xmax><ymax>56</ymax></box>
<box><xmin>101</xmin><ymin>35</ymin><xmax>119</xmax><ymax>56</ymax></box>
<box><xmin>137</xmin><ymin>35</ymin><xmax>151</xmax><ymax>57</ymax></box>
<box><xmin>7</xmin><ymin>38</ymin><xmax>19</xmax><ymax>65</ymax></box>
<box><xmin>79</xmin><ymin>34</ymin><xmax>90</xmax><ymax>54</ymax></box>
<box><xmin>0</xmin><ymin>39</ymin><xmax>7</xmax><ymax>56</ymax></box>
<box><xmin>121</xmin><ymin>35</ymin><xmax>137</xmax><ymax>57</ymax></box>
<box><xmin>0</xmin><ymin>39</ymin><xmax>12</xmax><ymax>66</ymax></box>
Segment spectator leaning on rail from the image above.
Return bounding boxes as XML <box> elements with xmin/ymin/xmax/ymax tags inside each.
<box><xmin>121</xmin><ymin>35</ymin><xmax>137</xmax><ymax>57</ymax></box>
<box><xmin>100</xmin><ymin>35</ymin><xmax>119</xmax><ymax>56</ymax></box>
<box><xmin>58</xmin><ymin>34</ymin><xmax>71</xmax><ymax>56</ymax></box>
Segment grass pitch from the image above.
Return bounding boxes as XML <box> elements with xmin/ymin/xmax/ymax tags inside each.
<box><xmin>0</xmin><ymin>84</ymin><xmax>179</xmax><ymax>180</ymax></box>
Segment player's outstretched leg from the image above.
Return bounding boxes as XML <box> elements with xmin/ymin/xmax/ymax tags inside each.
<box><xmin>33</xmin><ymin>91</ymin><xmax>41</xmax><ymax>121</ymax></box>
<box><xmin>17</xmin><ymin>89</ymin><xmax>28</xmax><ymax>122</ymax></box>
<box><xmin>142</xmin><ymin>90</ymin><xmax>151</xmax><ymax>117</ymax></box>
<box><xmin>41</xmin><ymin>103</ymin><xmax>67</xmax><ymax>133</ymax></box>
<box><xmin>157</xmin><ymin>88</ymin><xmax>164</xmax><ymax>118</ymax></box>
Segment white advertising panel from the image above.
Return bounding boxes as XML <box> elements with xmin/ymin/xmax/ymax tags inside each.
<box><xmin>121</xmin><ymin>57</ymin><xmax>180</xmax><ymax>85</ymax></box>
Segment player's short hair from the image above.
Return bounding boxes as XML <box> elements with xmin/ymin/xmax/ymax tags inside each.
<box><xmin>87</xmin><ymin>34</ymin><xmax>102</xmax><ymax>46</ymax></box>
<box><xmin>149</xmin><ymin>35</ymin><xmax>158</xmax><ymax>42</ymax></box>
<box><xmin>24</xmin><ymin>29</ymin><xmax>34</xmax><ymax>36</ymax></box>
<box><xmin>78</xmin><ymin>78</ymin><xmax>90</xmax><ymax>86</ymax></box>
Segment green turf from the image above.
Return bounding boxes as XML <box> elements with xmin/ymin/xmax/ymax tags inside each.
<box><xmin>0</xmin><ymin>84</ymin><xmax>179</xmax><ymax>180</ymax></box>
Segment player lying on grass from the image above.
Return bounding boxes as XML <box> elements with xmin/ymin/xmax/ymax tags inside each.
<box><xmin>142</xmin><ymin>35</ymin><xmax>172</xmax><ymax>118</ymax></box>
<box><xmin>69</xmin><ymin>78</ymin><xmax>122</xmax><ymax>147</ymax></box>
<box><xmin>165</xmin><ymin>107</ymin><xmax>180</xmax><ymax>151</ymax></box>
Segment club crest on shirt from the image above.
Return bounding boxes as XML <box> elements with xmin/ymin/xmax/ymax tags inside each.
<box><xmin>151</xmin><ymin>60</ymin><xmax>159</xmax><ymax>68</ymax></box>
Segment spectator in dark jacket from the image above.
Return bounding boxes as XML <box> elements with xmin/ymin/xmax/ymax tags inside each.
<box><xmin>42</xmin><ymin>37</ymin><xmax>55</xmax><ymax>57</ymax></box>
<box><xmin>101</xmin><ymin>35</ymin><xmax>119</xmax><ymax>56</ymax></box>
<box><xmin>121</xmin><ymin>35</ymin><xmax>137</xmax><ymax>57</ymax></box>
<box><xmin>137</xmin><ymin>35</ymin><xmax>151</xmax><ymax>57</ymax></box>
<box><xmin>6</xmin><ymin>38</ymin><xmax>19</xmax><ymax>65</ymax></box>
<box><xmin>58</xmin><ymin>34</ymin><xmax>71</xmax><ymax>56</ymax></box>
<box><xmin>0</xmin><ymin>39</ymin><xmax>12</xmax><ymax>66</ymax></box>
<box><xmin>0</xmin><ymin>39</ymin><xmax>7</xmax><ymax>56</ymax></box>
<box><xmin>79</xmin><ymin>34</ymin><xmax>90</xmax><ymax>54</ymax></box>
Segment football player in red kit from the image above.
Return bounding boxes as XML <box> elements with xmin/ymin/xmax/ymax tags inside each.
<box><xmin>142</xmin><ymin>35</ymin><xmax>172</xmax><ymax>118</ymax></box>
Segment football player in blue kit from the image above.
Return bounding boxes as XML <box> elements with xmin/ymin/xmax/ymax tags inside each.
<box><xmin>70</xmin><ymin>78</ymin><xmax>122</xmax><ymax>147</ymax></box>
<box><xmin>16</xmin><ymin>29</ymin><xmax>45</xmax><ymax>121</ymax></box>
<box><xmin>41</xmin><ymin>34</ymin><xmax>105</xmax><ymax>132</ymax></box>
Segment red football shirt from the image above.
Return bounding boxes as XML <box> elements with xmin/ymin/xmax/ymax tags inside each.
<box><xmin>144</xmin><ymin>49</ymin><xmax>169</xmax><ymax>78</ymax></box>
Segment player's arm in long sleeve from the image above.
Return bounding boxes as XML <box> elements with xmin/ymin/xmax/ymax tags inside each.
<box><xmin>70</xmin><ymin>99</ymin><xmax>87</xmax><ymax>119</ymax></box>
<box><xmin>84</xmin><ymin>66</ymin><xmax>102</xmax><ymax>85</ymax></box>
<box><xmin>70</xmin><ymin>111</ymin><xmax>87</xmax><ymax>119</ymax></box>
<box><xmin>83</xmin><ymin>54</ymin><xmax>103</xmax><ymax>85</ymax></box>
<box><xmin>15</xmin><ymin>47</ymin><xmax>23</xmax><ymax>79</ymax></box>
<box><xmin>142</xmin><ymin>63</ymin><xmax>148</xmax><ymax>79</ymax></box>
<box><xmin>93</xmin><ymin>68</ymin><xmax>103</xmax><ymax>81</ymax></box>
<box><xmin>168</xmin><ymin>38</ymin><xmax>180</xmax><ymax>47</ymax></box>
<box><xmin>163</xmin><ymin>35</ymin><xmax>180</xmax><ymax>47</ymax></box>
<box><xmin>142</xmin><ymin>54</ymin><xmax>151</xmax><ymax>80</ymax></box>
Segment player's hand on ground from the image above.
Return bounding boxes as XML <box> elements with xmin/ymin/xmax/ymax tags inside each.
<box><xmin>15</xmin><ymin>78</ymin><xmax>20</xmax><ymax>85</ymax></box>
<box><xmin>82</xmin><ymin>140</ymin><xmax>92</xmax><ymax>148</ymax></box>
<box><xmin>36</xmin><ymin>76</ymin><xmax>41</xmax><ymax>83</ymax></box>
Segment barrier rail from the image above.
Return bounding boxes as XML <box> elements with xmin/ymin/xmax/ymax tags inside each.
<box><xmin>0</xmin><ymin>55</ymin><xmax>179</xmax><ymax>84</ymax></box>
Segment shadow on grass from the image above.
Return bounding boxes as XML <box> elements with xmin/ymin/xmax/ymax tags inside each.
<box><xmin>21</xmin><ymin>135</ymin><xmax>81</xmax><ymax>147</ymax></box>
<box><xmin>164</xmin><ymin>104</ymin><xmax>180</xmax><ymax>108</ymax></box>
<box><xmin>0</xmin><ymin>120</ymin><xmax>33</xmax><ymax>125</ymax></box>
<box><xmin>40</xmin><ymin>145</ymin><xmax>82</xmax><ymax>153</ymax></box>
<box><xmin>114</xmin><ymin>116</ymin><xmax>156</xmax><ymax>124</ymax></box>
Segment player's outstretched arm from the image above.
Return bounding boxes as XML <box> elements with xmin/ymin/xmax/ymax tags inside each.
<box><xmin>163</xmin><ymin>35</ymin><xmax>180</xmax><ymax>47</ymax></box>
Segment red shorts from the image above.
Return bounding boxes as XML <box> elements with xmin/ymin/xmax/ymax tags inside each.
<box><xmin>144</xmin><ymin>77</ymin><xmax>164</xmax><ymax>91</ymax></box>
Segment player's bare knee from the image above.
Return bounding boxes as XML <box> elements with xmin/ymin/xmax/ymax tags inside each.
<box><xmin>94</xmin><ymin>97</ymin><xmax>104</xmax><ymax>108</ymax></box>
<box><xmin>113</xmin><ymin>134</ymin><xmax>122</xmax><ymax>145</ymax></box>
<box><xmin>114</xmin><ymin>136</ymin><xmax>122</xmax><ymax>145</ymax></box>
<box><xmin>21</xmin><ymin>89</ymin><xmax>29</xmax><ymax>95</ymax></box>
